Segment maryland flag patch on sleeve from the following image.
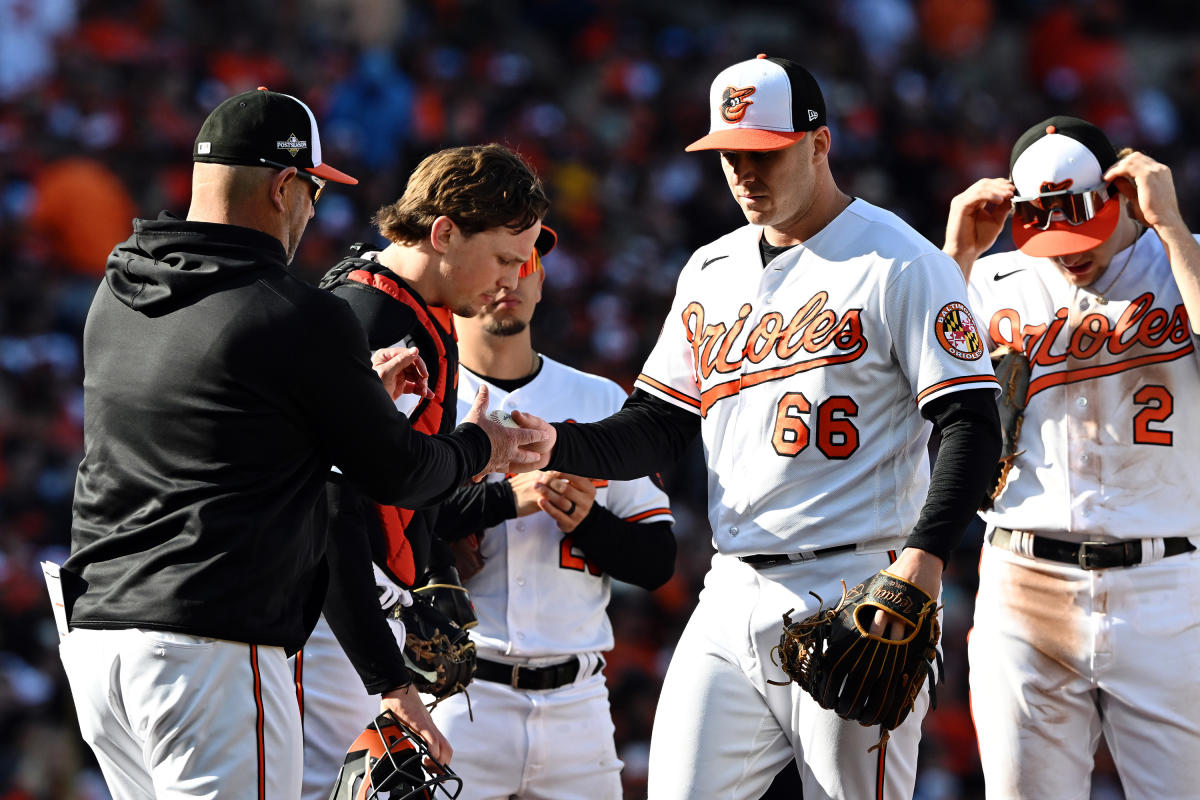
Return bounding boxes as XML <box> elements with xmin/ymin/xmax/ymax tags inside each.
<box><xmin>935</xmin><ymin>302</ymin><xmax>984</xmax><ymax>360</ymax></box>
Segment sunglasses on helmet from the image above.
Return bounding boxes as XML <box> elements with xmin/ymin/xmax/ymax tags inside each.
<box><xmin>1011</xmin><ymin>182</ymin><xmax>1115</xmax><ymax>230</ymax></box>
<box><xmin>259</xmin><ymin>157</ymin><xmax>326</xmax><ymax>205</ymax></box>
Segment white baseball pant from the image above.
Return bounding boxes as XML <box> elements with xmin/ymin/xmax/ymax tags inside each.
<box><xmin>647</xmin><ymin>551</ymin><xmax>930</xmax><ymax>800</ymax></box>
<box><xmin>60</xmin><ymin>627</ymin><xmax>302</xmax><ymax>800</ymax></box>
<box><xmin>292</xmin><ymin>613</ymin><xmax>379</xmax><ymax>800</ymax></box>
<box><xmin>431</xmin><ymin>665</ymin><xmax>622</xmax><ymax>800</ymax></box>
<box><xmin>970</xmin><ymin>539</ymin><xmax>1200</xmax><ymax>800</ymax></box>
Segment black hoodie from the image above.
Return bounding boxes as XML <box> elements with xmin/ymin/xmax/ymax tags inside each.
<box><xmin>63</xmin><ymin>213</ymin><xmax>489</xmax><ymax>653</ymax></box>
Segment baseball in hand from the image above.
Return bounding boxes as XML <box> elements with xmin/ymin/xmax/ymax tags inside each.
<box><xmin>487</xmin><ymin>409</ymin><xmax>520</xmax><ymax>428</ymax></box>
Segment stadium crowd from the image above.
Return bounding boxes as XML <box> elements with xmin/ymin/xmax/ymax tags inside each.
<box><xmin>3</xmin><ymin>0</ymin><xmax>1199</xmax><ymax>797</ymax></box>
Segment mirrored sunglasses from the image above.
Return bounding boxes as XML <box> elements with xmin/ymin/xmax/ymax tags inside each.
<box><xmin>518</xmin><ymin>247</ymin><xmax>543</xmax><ymax>279</ymax></box>
<box><xmin>1012</xmin><ymin>182</ymin><xmax>1114</xmax><ymax>229</ymax></box>
<box><xmin>258</xmin><ymin>158</ymin><xmax>326</xmax><ymax>205</ymax></box>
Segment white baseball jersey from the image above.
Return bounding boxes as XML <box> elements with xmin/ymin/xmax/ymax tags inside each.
<box><xmin>637</xmin><ymin>198</ymin><xmax>998</xmax><ymax>556</ymax></box>
<box><xmin>966</xmin><ymin>230</ymin><xmax>1200</xmax><ymax>798</ymax></box>
<box><xmin>457</xmin><ymin>358</ymin><xmax>673</xmax><ymax>659</ymax></box>
<box><xmin>967</xmin><ymin>231</ymin><xmax>1200</xmax><ymax>537</ymax></box>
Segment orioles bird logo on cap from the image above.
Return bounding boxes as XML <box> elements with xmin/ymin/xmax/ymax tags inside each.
<box><xmin>721</xmin><ymin>86</ymin><xmax>756</xmax><ymax>123</ymax></box>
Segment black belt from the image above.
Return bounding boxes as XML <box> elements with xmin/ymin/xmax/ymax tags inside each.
<box><xmin>474</xmin><ymin>656</ymin><xmax>601</xmax><ymax>691</ymax></box>
<box><xmin>992</xmin><ymin>527</ymin><xmax>1195</xmax><ymax>570</ymax></box>
<box><xmin>739</xmin><ymin>543</ymin><xmax>859</xmax><ymax>569</ymax></box>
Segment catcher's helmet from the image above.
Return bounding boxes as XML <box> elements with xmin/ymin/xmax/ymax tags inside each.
<box><xmin>326</xmin><ymin>711</ymin><xmax>462</xmax><ymax>800</ymax></box>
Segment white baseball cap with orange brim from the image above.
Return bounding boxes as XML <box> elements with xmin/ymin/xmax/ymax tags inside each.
<box><xmin>1009</xmin><ymin>116</ymin><xmax>1121</xmax><ymax>258</ymax></box>
<box><xmin>685</xmin><ymin>54</ymin><xmax>827</xmax><ymax>153</ymax></box>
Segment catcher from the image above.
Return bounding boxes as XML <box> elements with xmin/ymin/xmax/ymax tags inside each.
<box><xmin>291</xmin><ymin>144</ymin><xmax>551</xmax><ymax>800</ymax></box>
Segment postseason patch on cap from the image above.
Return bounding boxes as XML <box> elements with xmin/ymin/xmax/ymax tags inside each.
<box><xmin>193</xmin><ymin>88</ymin><xmax>357</xmax><ymax>185</ymax></box>
<box><xmin>276</xmin><ymin>133</ymin><xmax>309</xmax><ymax>155</ymax></box>
<box><xmin>934</xmin><ymin>302</ymin><xmax>983</xmax><ymax>361</ymax></box>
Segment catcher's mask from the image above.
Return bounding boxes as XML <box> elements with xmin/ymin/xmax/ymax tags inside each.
<box><xmin>326</xmin><ymin>711</ymin><xmax>462</xmax><ymax>800</ymax></box>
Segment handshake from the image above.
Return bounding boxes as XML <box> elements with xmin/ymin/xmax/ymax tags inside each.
<box><xmin>463</xmin><ymin>385</ymin><xmax>555</xmax><ymax>481</ymax></box>
<box><xmin>372</xmin><ymin>347</ymin><xmax>555</xmax><ymax>480</ymax></box>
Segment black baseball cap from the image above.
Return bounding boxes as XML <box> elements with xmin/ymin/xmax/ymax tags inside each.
<box><xmin>535</xmin><ymin>225</ymin><xmax>557</xmax><ymax>257</ymax></box>
<box><xmin>1009</xmin><ymin>116</ymin><xmax>1118</xmax><ymax>257</ymax></box>
<box><xmin>686</xmin><ymin>54</ymin><xmax>826</xmax><ymax>152</ymax></box>
<box><xmin>194</xmin><ymin>87</ymin><xmax>357</xmax><ymax>184</ymax></box>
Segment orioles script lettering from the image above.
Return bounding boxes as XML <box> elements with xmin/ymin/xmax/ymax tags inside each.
<box><xmin>683</xmin><ymin>292</ymin><xmax>867</xmax><ymax>382</ymax></box>
<box><xmin>988</xmin><ymin>292</ymin><xmax>1193</xmax><ymax>399</ymax></box>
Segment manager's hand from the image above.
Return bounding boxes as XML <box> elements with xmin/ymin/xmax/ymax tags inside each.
<box><xmin>462</xmin><ymin>385</ymin><xmax>554</xmax><ymax>480</ymax></box>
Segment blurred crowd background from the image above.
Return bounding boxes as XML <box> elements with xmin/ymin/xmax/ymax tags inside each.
<box><xmin>3</xmin><ymin>0</ymin><xmax>1198</xmax><ymax>797</ymax></box>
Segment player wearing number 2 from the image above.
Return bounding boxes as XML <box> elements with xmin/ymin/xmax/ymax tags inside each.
<box><xmin>520</xmin><ymin>55</ymin><xmax>1001</xmax><ymax>799</ymax></box>
<box><xmin>945</xmin><ymin>116</ymin><xmax>1200</xmax><ymax>799</ymax></box>
<box><xmin>429</xmin><ymin>228</ymin><xmax>676</xmax><ymax>800</ymax></box>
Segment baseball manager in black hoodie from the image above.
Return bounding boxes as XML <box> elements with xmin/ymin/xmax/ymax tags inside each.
<box><xmin>51</xmin><ymin>88</ymin><xmax>552</xmax><ymax>800</ymax></box>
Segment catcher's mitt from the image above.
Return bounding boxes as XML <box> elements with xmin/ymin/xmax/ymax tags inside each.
<box><xmin>982</xmin><ymin>345</ymin><xmax>1030</xmax><ymax>510</ymax></box>
<box><xmin>771</xmin><ymin>570</ymin><xmax>942</xmax><ymax>750</ymax></box>
<box><xmin>392</xmin><ymin>593</ymin><xmax>476</xmax><ymax>702</ymax></box>
<box><xmin>415</xmin><ymin>566</ymin><xmax>478</xmax><ymax>631</ymax></box>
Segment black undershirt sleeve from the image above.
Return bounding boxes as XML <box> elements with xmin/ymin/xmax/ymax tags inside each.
<box><xmin>547</xmin><ymin>389</ymin><xmax>700</xmax><ymax>480</ymax></box>
<box><xmin>904</xmin><ymin>387</ymin><xmax>1002</xmax><ymax>565</ymax></box>
<box><xmin>431</xmin><ymin>463</ymin><xmax>678</xmax><ymax>589</ymax></box>
<box><xmin>320</xmin><ymin>478</ymin><xmax>411</xmax><ymax>695</ymax></box>
<box><xmin>432</xmin><ymin>480</ymin><xmax>518</xmax><ymax>540</ymax></box>
<box><xmin>569</xmin><ymin>509</ymin><xmax>676</xmax><ymax>590</ymax></box>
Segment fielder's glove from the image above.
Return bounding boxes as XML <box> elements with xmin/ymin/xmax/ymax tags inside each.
<box><xmin>981</xmin><ymin>345</ymin><xmax>1031</xmax><ymax>510</ymax></box>
<box><xmin>393</xmin><ymin>592</ymin><xmax>476</xmax><ymax>702</ymax></box>
<box><xmin>771</xmin><ymin>570</ymin><xmax>941</xmax><ymax>750</ymax></box>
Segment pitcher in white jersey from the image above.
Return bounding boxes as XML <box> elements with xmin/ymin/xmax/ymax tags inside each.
<box><xmin>944</xmin><ymin>115</ymin><xmax>1200</xmax><ymax>799</ymax></box>
<box><xmin>429</xmin><ymin>229</ymin><xmax>676</xmax><ymax>800</ymax></box>
<box><xmin>514</xmin><ymin>55</ymin><xmax>1001</xmax><ymax>800</ymax></box>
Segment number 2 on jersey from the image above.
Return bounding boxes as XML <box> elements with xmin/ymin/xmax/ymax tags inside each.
<box><xmin>771</xmin><ymin>392</ymin><xmax>860</xmax><ymax>458</ymax></box>
<box><xmin>1133</xmin><ymin>384</ymin><xmax>1174</xmax><ymax>446</ymax></box>
<box><xmin>560</xmin><ymin>537</ymin><xmax>601</xmax><ymax>575</ymax></box>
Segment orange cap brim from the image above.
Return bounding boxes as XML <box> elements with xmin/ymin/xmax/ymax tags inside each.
<box><xmin>309</xmin><ymin>162</ymin><xmax>358</xmax><ymax>185</ymax></box>
<box><xmin>1012</xmin><ymin>196</ymin><xmax>1120</xmax><ymax>257</ymax></box>
<box><xmin>685</xmin><ymin>128</ymin><xmax>807</xmax><ymax>152</ymax></box>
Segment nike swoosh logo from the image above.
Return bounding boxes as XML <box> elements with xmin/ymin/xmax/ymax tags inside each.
<box><xmin>701</xmin><ymin>255</ymin><xmax>729</xmax><ymax>269</ymax></box>
<box><xmin>994</xmin><ymin>269</ymin><xmax>1025</xmax><ymax>281</ymax></box>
